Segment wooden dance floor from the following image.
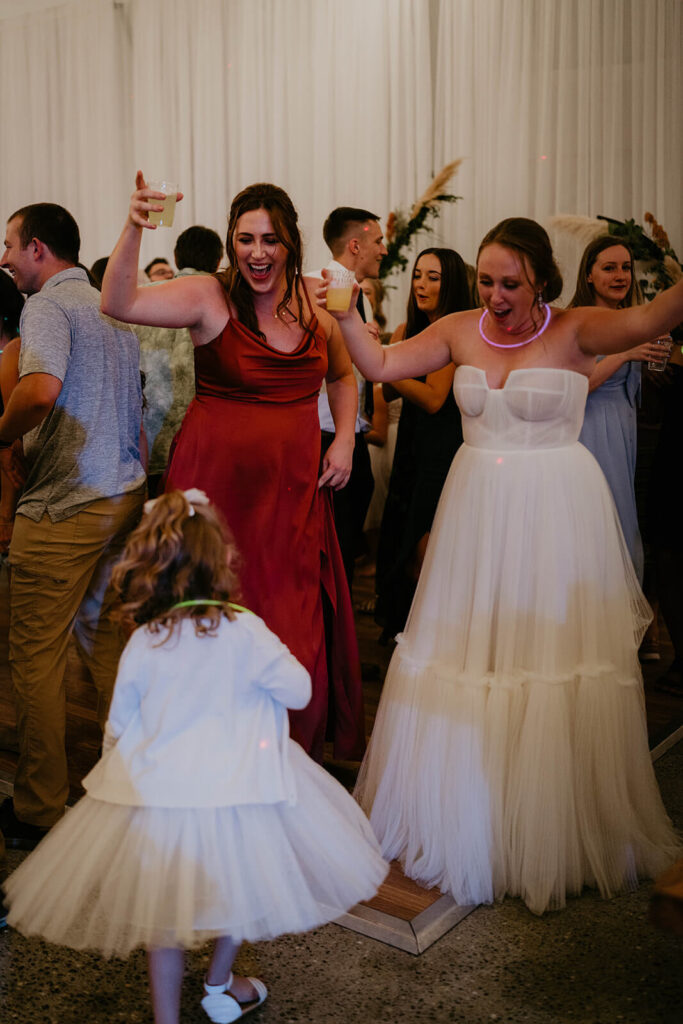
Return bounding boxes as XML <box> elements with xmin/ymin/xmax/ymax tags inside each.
<box><xmin>1</xmin><ymin>562</ymin><xmax>682</xmax><ymax>952</ymax></box>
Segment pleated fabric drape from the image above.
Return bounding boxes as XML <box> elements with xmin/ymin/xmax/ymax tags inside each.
<box><xmin>0</xmin><ymin>0</ymin><xmax>680</xmax><ymax>320</ymax></box>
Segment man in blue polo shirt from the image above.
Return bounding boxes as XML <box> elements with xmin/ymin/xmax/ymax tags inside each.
<box><xmin>0</xmin><ymin>203</ymin><xmax>146</xmax><ymax>848</ymax></box>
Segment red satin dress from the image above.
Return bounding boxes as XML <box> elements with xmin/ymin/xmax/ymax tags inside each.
<box><xmin>164</xmin><ymin>310</ymin><xmax>365</xmax><ymax>762</ymax></box>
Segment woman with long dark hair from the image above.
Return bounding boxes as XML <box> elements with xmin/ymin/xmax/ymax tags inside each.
<box><xmin>375</xmin><ymin>247</ymin><xmax>472</xmax><ymax>640</ymax></box>
<box><xmin>102</xmin><ymin>174</ymin><xmax>364</xmax><ymax>762</ymax></box>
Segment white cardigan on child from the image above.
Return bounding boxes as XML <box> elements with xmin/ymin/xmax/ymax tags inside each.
<box><xmin>83</xmin><ymin>612</ymin><xmax>311</xmax><ymax>809</ymax></box>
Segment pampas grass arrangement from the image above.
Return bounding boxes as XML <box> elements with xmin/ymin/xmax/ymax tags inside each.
<box><xmin>547</xmin><ymin>214</ymin><xmax>608</xmax><ymax>248</ymax></box>
<box><xmin>380</xmin><ymin>161</ymin><xmax>462</xmax><ymax>280</ymax></box>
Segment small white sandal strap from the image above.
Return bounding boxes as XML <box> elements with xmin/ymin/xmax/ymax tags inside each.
<box><xmin>203</xmin><ymin>970</ymin><xmax>234</xmax><ymax>995</ymax></box>
<box><xmin>245</xmin><ymin>976</ymin><xmax>268</xmax><ymax>1003</ymax></box>
<box><xmin>201</xmin><ymin>972</ymin><xmax>268</xmax><ymax>1022</ymax></box>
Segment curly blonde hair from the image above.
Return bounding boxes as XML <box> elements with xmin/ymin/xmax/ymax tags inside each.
<box><xmin>111</xmin><ymin>491</ymin><xmax>241</xmax><ymax>640</ymax></box>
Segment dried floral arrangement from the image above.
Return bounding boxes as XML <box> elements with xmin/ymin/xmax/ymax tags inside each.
<box><xmin>380</xmin><ymin>160</ymin><xmax>462</xmax><ymax>281</ymax></box>
<box><xmin>599</xmin><ymin>213</ymin><xmax>682</xmax><ymax>299</ymax></box>
<box><xmin>549</xmin><ymin>212</ymin><xmax>682</xmax><ymax>301</ymax></box>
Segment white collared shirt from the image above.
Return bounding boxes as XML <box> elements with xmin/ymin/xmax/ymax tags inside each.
<box><xmin>306</xmin><ymin>260</ymin><xmax>373</xmax><ymax>433</ymax></box>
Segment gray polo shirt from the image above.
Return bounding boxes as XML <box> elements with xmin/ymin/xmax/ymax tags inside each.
<box><xmin>17</xmin><ymin>267</ymin><xmax>145</xmax><ymax>522</ymax></box>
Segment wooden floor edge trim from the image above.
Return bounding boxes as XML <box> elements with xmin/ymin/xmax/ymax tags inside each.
<box><xmin>651</xmin><ymin>722</ymin><xmax>683</xmax><ymax>763</ymax></box>
<box><xmin>411</xmin><ymin>898</ymin><xmax>478</xmax><ymax>953</ymax></box>
<box><xmin>334</xmin><ymin>906</ymin><xmax>419</xmax><ymax>954</ymax></box>
<box><xmin>335</xmin><ymin>895</ymin><xmax>480</xmax><ymax>955</ymax></box>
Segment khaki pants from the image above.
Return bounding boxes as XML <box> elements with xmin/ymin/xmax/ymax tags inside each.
<box><xmin>8</xmin><ymin>488</ymin><xmax>145</xmax><ymax>827</ymax></box>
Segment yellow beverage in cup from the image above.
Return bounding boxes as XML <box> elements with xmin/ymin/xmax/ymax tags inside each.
<box><xmin>147</xmin><ymin>180</ymin><xmax>178</xmax><ymax>228</ymax></box>
<box><xmin>326</xmin><ymin>285</ymin><xmax>353</xmax><ymax>312</ymax></box>
<box><xmin>148</xmin><ymin>192</ymin><xmax>177</xmax><ymax>228</ymax></box>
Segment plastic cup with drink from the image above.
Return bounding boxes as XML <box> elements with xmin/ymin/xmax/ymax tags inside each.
<box><xmin>648</xmin><ymin>334</ymin><xmax>673</xmax><ymax>372</ymax></box>
<box><xmin>325</xmin><ymin>266</ymin><xmax>356</xmax><ymax>313</ymax></box>
<box><xmin>147</xmin><ymin>179</ymin><xmax>178</xmax><ymax>228</ymax></box>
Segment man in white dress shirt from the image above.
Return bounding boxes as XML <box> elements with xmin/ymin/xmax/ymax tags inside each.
<box><xmin>312</xmin><ymin>207</ymin><xmax>387</xmax><ymax>586</ymax></box>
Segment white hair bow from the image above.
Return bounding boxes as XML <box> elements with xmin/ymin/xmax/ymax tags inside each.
<box><xmin>143</xmin><ymin>488</ymin><xmax>210</xmax><ymax>517</ymax></box>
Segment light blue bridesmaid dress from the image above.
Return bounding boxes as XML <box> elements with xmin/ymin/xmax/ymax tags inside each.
<box><xmin>579</xmin><ymin>358</ymin><xmax>643</xmax><ymax>581</ymax></box>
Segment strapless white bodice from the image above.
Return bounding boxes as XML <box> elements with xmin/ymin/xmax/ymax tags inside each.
<box><xmin>453</xmin><ymin>365</ymin><xmax>589</xmax><ymax>451</ymax></box>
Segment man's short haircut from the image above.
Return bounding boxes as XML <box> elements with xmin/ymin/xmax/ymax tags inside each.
<box><xmin>144</xmin><ymin>257</ymin><xmax>171</xmax><ymax>276</ymax></box>
<box><xmin>9</xmin><ymin>203</ymin><xmax>80</xmax><ymax>264</ymax></box>
<box><xmin>174</xmin><ymin>225</ymin><xmax>224</xmax><ymax>273</ymax></box>
<box><xmin>323</xmin><ymin>207</ymin><xmax>380</xmax><ymax>256</ymax></box>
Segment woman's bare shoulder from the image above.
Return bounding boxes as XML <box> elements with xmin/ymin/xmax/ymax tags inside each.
<box><xmin>188</xmin><ymin>275</ymin><xmax>231</xmax><ymax>345</ymax></box>
<box><xmin>444</xmin><ymin>308</ymin><xmax>480</xmax><ymax>326</ymax></box>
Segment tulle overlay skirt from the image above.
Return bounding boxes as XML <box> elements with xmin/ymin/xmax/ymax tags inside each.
<box><xmin>355</xmin><ymin>442</ymin><xmax>680</xmax><ymax>915</ymax></box>
<box><xmin>5</xmin><ymin>744</ymin><xmax>387</xmax><ymax>956</ymax></box>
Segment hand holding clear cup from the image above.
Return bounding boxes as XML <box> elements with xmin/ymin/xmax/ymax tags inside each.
<box><xmin>317</xmin><ymin>267</ymin><xmax>360</xmax><ymax>316</ymax></box>
<box><xmin>128</xmin><ymin>170</ymin><xmax>184</xmax><ymax>230</ymax></box>
<box><xmin>647</xmin><ymin>334</ymin><xmax>673</xmax><ymax>372</ymax></box>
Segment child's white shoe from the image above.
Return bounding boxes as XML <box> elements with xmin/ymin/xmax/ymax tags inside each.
<box><xmin>201</xmin><ymin>972</ymin><xmax>268</xmax><ymax>1022</ymax></box>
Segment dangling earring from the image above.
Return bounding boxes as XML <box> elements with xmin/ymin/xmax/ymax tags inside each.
<box><xmin>536</xmin><ymin>291</ymin><xmax>546</xmax><ymax>312</ymax></box>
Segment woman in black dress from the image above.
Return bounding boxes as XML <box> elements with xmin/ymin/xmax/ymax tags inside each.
<box><xmin>375</xmin><ymin>247</ymin><xmax>472</xmax><ymax>641</ymax></box>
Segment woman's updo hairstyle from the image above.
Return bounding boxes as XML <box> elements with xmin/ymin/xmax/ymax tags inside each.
<box><xmin>477</xmin><ymin>218</ymin><xmax>563</xmax><ymax>302</ymax></box>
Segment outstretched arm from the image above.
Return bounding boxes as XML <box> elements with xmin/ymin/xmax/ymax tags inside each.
<box><xmin>586</xmin><ymin>340</ymin><xmax>670</xmax><ymax>392</ymax></box>
<box><xmin>573</xmin><ymin>277</ymin><xmax>683</xmax><ymax>356</ymax></box>
<box><xmin>316</xmin><ymin>274</ymin><xmax>457</xmax><ymax>382</ymax></box>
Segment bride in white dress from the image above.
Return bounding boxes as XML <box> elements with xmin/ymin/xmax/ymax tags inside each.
<box><xmin>319</xmin><ymin>218</ymin><xmax>683</xmax><ymax>915</ymax></box>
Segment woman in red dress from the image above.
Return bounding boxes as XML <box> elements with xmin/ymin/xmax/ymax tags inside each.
<box><xmin>102</xmin><ymin>174</ymin><xmax>364</xmax><ymax>761</ymax></box>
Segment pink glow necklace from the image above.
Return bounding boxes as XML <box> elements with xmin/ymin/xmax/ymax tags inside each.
<box><xmin>478</xmin><ymin>304</ymin><xmax>551</xmax><ymax>349</ymax></box>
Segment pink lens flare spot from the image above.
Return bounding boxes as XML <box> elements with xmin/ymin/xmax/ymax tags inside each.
<box><xmin>496</xmin><ymin>457</ymin><xmax>504</xmax><ymax>465</ymax></box>
<box><xmin>259</xmin><ymin>739</ymin><xmax>269</xmax><ymax>750</ymax></box>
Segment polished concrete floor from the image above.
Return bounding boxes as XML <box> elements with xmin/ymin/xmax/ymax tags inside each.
<box><xmin>2</xmin><ymin>560</ymin><xmax>683</xmax><ymax>1022</ymax></box>
<box><xmin>2</xmin><ymin>738</ymin><xmax>682</xmax><ymax>1024</ymax></box>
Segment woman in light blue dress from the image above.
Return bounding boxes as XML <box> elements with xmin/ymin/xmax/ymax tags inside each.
<box><xmin>570</xmin><ymin>236</ymin><xmax>664</xmax><ymax>582</ymax></box>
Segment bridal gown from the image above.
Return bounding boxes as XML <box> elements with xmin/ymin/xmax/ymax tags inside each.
<box><xmin>355</xmin><ymin>365</ymin><xmax>680</xmax><ymax>915</ymax></box>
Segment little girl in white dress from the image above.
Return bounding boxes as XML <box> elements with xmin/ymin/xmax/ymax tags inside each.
<box><xmin>3</xmin><ymin>489</ymin><xmax>387</xmax><ymax>1024</ymax></box>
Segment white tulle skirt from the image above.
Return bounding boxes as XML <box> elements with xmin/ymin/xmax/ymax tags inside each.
<box><xmin>5</xmin><ymin>744</ymin><xmax>387</xmax><ymax>956</ymax></box>
<box><xmin>355</xmin><ymin>441</ymin><xmax>680</xmax><ymax>914</ymax></box>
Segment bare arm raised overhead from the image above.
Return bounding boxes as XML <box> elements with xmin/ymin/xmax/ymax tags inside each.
<box><xmin>101</xmin><ymin>171</ymin><xmax>228</xmax><ymax>345</ymax></box>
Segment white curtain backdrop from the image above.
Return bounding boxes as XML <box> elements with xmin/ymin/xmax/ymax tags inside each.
<box><xmin>1</xmin><ymin>0</ymin><xmax>681</xmax><ymax>326</ymax></box>
<box><xmin>127</xmin><ymin>0</ymin><xmax>433</xmax><ymax>281</ymax></box>
<box><xmin>434</xmin><ymin>0</ymin><xmax>682</xmax><ymax>299</ymax></box>
<box><xmin>0</xmin><ymin>0</ymin><xmax>131</xmax><ymax>258</ymax></box>
<box><xmin>0</xmin><ymin>0</ymin><xmax>433</xmax><ymax>328</ymax></box>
